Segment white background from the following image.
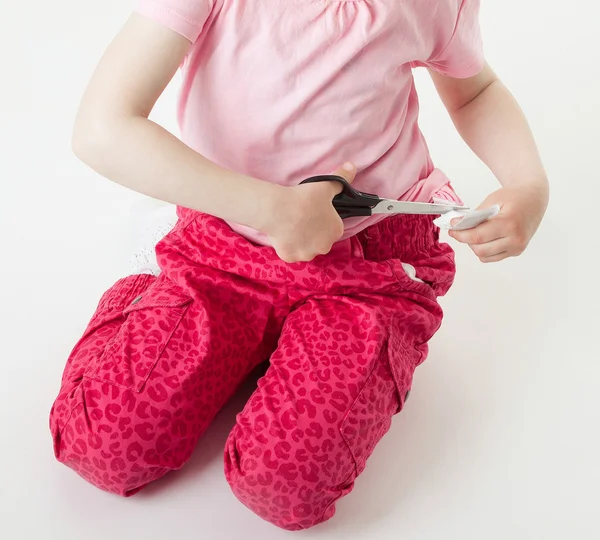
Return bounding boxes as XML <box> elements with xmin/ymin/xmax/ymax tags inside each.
<box><xmin>1</xmin><ymin>1</ymin><xmax>599</xmax><ymax>539</ymax></box>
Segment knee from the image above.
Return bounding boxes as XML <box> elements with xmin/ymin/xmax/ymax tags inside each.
<box><xmin>224</xmin><ymin>423</ymin><xmax>350</xmax><ymax>531</ymax></box>
<box><xmin>51</xmin><ymin>387</ymin><xmax>173</xmax><ymax>497</ymax></box>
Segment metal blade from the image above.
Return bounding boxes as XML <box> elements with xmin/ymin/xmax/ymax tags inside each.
<box><xmin>372</xmin><ymin>199</ymin><xmax>469</xmax><ymax>215</ymax></box>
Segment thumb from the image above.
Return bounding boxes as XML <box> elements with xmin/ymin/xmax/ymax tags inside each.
<box><xmin>450</xmin><ymin>193</ymin><xmax>502</xmax><ymax>229</ymax></box>
<box><xmin>317</xmin><ymin>162</ymin><xmax>356</xmax><ymax>197</ymax></box>
<box><xmin>332</xmin><ymin>162</ymin><xmax>357</xmax><ymax>185</ymax></box>
<box><xmin>475</xmin><ymin>189</ymin><xmax>505</xmax><ymax>212</ymax></box>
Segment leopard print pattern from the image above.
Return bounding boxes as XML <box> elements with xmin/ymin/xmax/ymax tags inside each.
<box><xmin>50</xmin><ymin>210</ymin><xmax>455</xmax><ymax>530</ymax></box>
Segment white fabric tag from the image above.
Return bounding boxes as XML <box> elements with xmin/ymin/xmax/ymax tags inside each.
<box><xmin>432</xmin><ymin>202</ymin><xmax>500</xmax><ymax>231</ymax></box>
<box><xmin>401</xmin><ymin>262</ymin><xmax>425</xmax><ymax>283</ymax></box>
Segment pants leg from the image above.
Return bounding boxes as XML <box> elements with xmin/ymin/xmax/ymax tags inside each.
<box><xmin>224</xmin><ymin>214</ymin><xmax>455</xmax><ymax>530</ymax></box>
<box><xmin>50</xmin><ymin>214</ymin><xmax>287</xmax><ymax>496</ymax></box>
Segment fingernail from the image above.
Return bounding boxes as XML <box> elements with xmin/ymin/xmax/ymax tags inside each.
<box><xmin>342</xmin><ymin>162</ymin><xmax>355</xmax><ymax>172</ymax></box>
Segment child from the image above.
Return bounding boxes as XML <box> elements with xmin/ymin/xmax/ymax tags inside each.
<box><xmin>50</xmin><ymin>0</ymin><xmax>548</xmax><ymax>531</ymax></box>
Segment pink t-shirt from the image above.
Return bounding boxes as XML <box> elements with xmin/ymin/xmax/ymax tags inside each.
<box><xmin>135</xmin><ymin>0</ymin><xmax>484</xmax><ymax>244</ymax></box>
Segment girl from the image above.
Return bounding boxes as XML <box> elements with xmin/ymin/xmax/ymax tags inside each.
<box><xmin>50</xmin><ymin>0</ymin><xmax>548</xmax><ymax>531</ymax></box>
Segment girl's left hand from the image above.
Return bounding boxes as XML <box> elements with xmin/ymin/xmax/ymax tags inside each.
<box><xmin>449</xmin><ymin>182</ymin><xmax>549</xmax><ymax>263</ymax></box>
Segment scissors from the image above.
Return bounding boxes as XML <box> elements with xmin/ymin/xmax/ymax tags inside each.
<box><xmin>300</xmin><ymin>175</ymin><xmax>469</xmax><ymax>219</ymax></box>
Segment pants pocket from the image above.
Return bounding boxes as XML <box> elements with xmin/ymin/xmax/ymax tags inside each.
<box><xmin>386</xmin><ymin>258</ymin><xmax>438</xmax><ymax>298</ymax></box>
<box><xmin>85</xmin><ymin>279</ymin><xmax>192</xmax><ymax>393</ymax></box>
<box><xmin>339</xmin><ymin>339</ymin><xmax>405</xmax><ymax>477</ymax></box>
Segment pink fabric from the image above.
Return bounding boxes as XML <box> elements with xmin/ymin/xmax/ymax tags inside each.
<box><xmin>134</xmin><ymin>0</ymin><xmax>483</xmax><ymax>244</ymax></box>
<box><xmin>50</xmin><ymin>211</ymin><xmax>456</xmax><ymax>530</ymax></box>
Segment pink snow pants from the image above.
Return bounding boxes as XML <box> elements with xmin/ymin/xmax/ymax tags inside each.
<box><xmin>50</xmin><ymin>209</ymin><xmax>455</xmax><ymax>530</ymax></box>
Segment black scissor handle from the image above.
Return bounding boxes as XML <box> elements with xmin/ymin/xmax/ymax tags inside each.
<box><xmin>299</xmin><ymin>175</ymin><xmax>381</xmax><ymax>219</ymax></box>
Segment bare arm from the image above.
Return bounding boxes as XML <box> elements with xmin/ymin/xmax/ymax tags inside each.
<box><xmin>73</xmin><ymin>14</ymin><xmax>281</xmax><ymax>231</ymax></box>
<box><xmin>430</xmin><ymin>64</ymin><xmax>549</xmax><ymax>262</ymax></box>
<box><xmin>430</xmin><ymin>64</ymin><xmax>548</xmax><ymax>190</ymax></box>
<box><xmin>73</xmin><ymin>13</ymin><xmax>357</xmax><ymax>262</ymax></box>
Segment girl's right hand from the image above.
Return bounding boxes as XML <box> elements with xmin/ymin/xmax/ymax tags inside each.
<box><xmin>262</xmin><ymin>163</ymin><xmax>357</xmax><ymax>263</ymax></box>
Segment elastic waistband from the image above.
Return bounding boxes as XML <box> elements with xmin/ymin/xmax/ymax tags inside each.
<box><xmin>177</xmin><ymin>207</ymin><xmax>443</xmax><ymax>263</ymax></box>
<box><xmin>161</xmin><ymin>210</ymin><xmax>454</xmax><ymax>297</ymax></box>
<box><xmin>357</xmin><ymin>213</ymin><xmax>442</xmax><ymax>260</ymax></box>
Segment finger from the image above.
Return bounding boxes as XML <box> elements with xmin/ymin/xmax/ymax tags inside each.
<box><xmin>318</xmin><ymin>241</ymin><xmax>337</xmax><ymax>256</ymax></box>
<box><xmin>470</xmin><ymin>238</ymin><xmax>511</xmax><ymax>259</ymax></box>
<box><xmin>449</xmin><ymin>219</ymin><xmax>505</xmax><ymax>245</ymax></box>
<box><xmin>277</xmin><ymin>248</ymin><xmax>318</xmax><ymax>263</ymax></box>
<box><xmin>276</xmin><ymin>250</ymin><xmax>296</xmax><ymax>264</ymax></box>
<box><xmin>334</xmin><ymin>162</ymin><xmax>357</xmax><ymax>182</ymax></box>
<box><xmin>326</xmin><ymin>162</ymin><xmax>357</xmax><ymax>194</ymax></box>
<box><xmin>479</xmin><ymin>251</ymin><xmax>509</xmax><ymax>263</ymax></box>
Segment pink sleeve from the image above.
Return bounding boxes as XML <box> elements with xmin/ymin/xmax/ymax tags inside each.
<box><xmin>133</xmin><ymin>0</ymin><xmax>214</xmax><ymax>43</ymax></box>
<box><xmin>428</xmin><ymin>0</ymin><xmax>485</xmax><ymax>78</ymax></box>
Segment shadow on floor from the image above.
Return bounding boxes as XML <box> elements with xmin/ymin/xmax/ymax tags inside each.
<box><xmin>316</xmin><ymin>348</ymin><xmax>480</xmax><ymax>534</ymax></box>
<box><xmin>138</xmin><ymin>346</ymin><xmax>478</xmax><ymax>534</ymax></box>
<box><xmin>137</xmin><ymin>363</ymin><xmax>267</xmax><ymax>498</ymax></box>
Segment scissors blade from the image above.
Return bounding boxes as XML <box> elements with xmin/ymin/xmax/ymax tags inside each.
<box><xmin>372</xmin><ymin>199</ymin><xmax>469</xmax><ymax>215</ymax></box>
